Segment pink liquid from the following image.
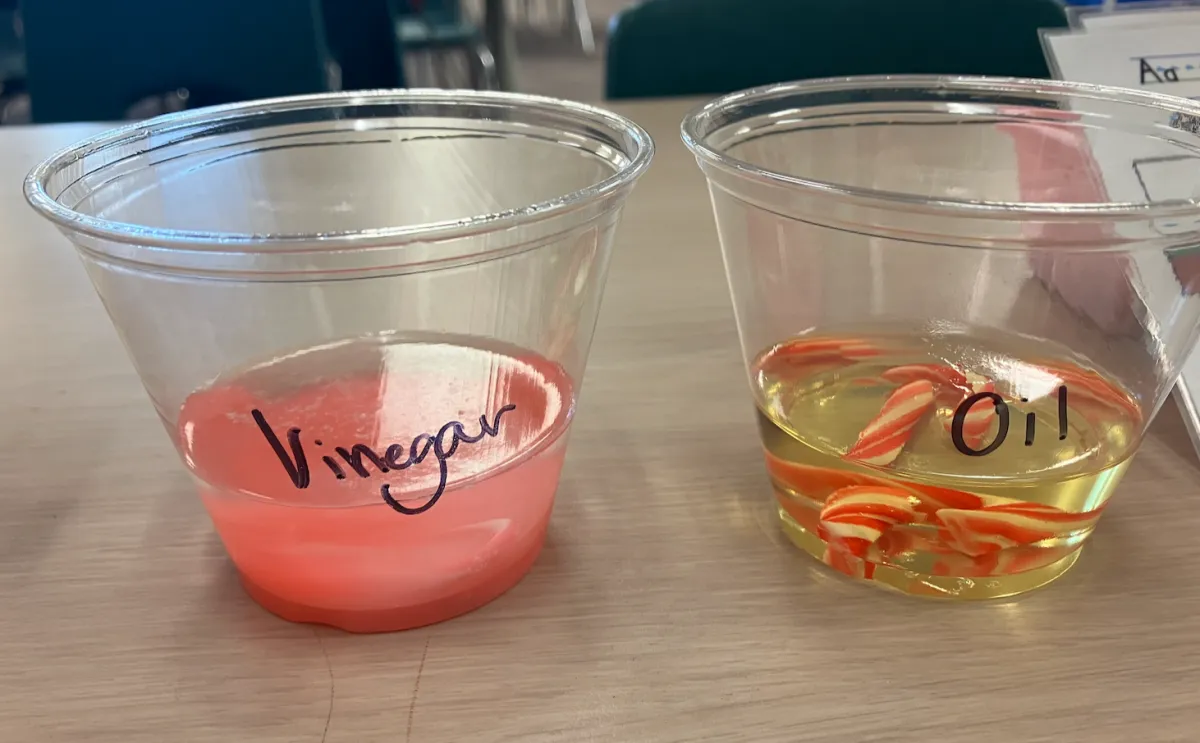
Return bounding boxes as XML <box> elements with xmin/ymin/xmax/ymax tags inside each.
<box><xmin>177</xmin><ymin>334</ymin><xmax>574</xmax><ymax>633</ymax></box>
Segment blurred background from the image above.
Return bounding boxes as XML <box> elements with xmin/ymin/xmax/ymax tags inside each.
<box><xmin>0</xmin><ymin>0</ymin><xmax>1153</xmax><ymax>125</ymax></box>
<box><xmin>0</xmin><ymin>0</ymin><xmax>626</xmax><ymax>124</ymax></box>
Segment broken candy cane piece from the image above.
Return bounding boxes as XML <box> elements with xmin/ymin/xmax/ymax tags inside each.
<box><xmin>933</xmin><ymin>543</ymin><xmax>1077</xmax><ymax>578</ymax></box>
<box><xmin>1032</xmin><ymin>362</ymin><xmax>1140</xmax><ymax>423</ymax></box>
<box><xmin>881</xmin><ymin>363</ymin><xmax>969</xmax><ymax>389</ymax></box>
<box><xmin>774</xmin><ymin>488</ymin><xmax>823</xmax><ymax>535</ymax></box>
<box><xmin>757</xmin><ymin>337</ymin><xmax>880</xmax><ymax>389</ymax></box>
<box><xmin>844</xmin><ymin>379</ymin><xmax>935</xmax><ymax>466</ymax></box>
<box><xmin>937</xmin><ymin>502</ymin><xmax>1105</xmax><ymax>557</ymax></box>
<box><xmin>772</xmin><ymin>336</ymin><xmax>881</xmax><ymax>361</ymax></box>
<box><xmin>823</xmin><ymin>543</ymin><xmax>876</xmax><ymax>580</ymax></box>
<box><xmin>818</xmin><ymin>485</ymin><xmax>918</xmax><ymax>559</ymax></box>
<box><xmin>904</xmin><ymin>482</ymin><xmax>998</xmax><ymax>524</ymax></box>
<box><xmin>764</xmin><ymin>452</ymin><xmax>905</xmax><ymax>503</ymax></box>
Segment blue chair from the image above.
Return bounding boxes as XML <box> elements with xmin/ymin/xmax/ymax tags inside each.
<box><xmin>22</xmin><ymin>0</ymin><xmax>338</xmax><ymax>123</ymax></box>
<box><xmin>606</xmin><ymin>0</ymin><xmax>1071</xmax><ymax>100</ymax></box>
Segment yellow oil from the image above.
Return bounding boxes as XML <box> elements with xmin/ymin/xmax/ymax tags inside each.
<box><xmin>754</xmin><ymin>331</ymin><xmax>1142</xmax><ymax>599</ymax></box>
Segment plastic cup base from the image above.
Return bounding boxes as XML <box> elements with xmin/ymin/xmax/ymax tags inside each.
<box><xmin>779</xmin><ymin>513</ymin><xmax>1083</xmax><ymax>600</ymax></box>
<box><xmin>237</xmin><ymin>526</ymin><xmax>548</xmax><ymax>633</ymax></box>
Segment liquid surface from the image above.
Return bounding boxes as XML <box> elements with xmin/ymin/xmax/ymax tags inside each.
<box><xmin>179</xmin><ymin>333</ymin><xmax>575</xmax><ymax>632</ymax></box>
<box><xmin>754</xmin><ymin>331</ymin><xmax>1141</xmax><ymax>599</ymax></box>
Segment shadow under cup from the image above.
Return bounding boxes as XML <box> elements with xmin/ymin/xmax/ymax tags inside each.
<box><xmin>683</xmin><ymin>76</ymin><xmax>1200</xmax><ymax>599</ymax></box>
<box><xmin>25</xmin><ymin>91</ymin><xmax>653</xmax><ymax>632</ymax></box>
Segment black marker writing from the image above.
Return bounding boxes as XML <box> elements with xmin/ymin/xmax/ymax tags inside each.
<box><xmin>336</xmin><ymin>443</ymin><xmax>392</xmax><ymax>478</ymax></box>
<box><xmin>379</xmin><ymin>405</ymin><xmax>516</xmax><ymax>515</ymax></box>
<box><xmin>951</xmin><ymin>386</ymin><xmax>1071</xmax><ymax>456</ymax></box>
<box><xmin>252</xmin><ymin>404</ymin><xmax>517</xmax><ymax>515</ymax></box>
<box><xmin>322</xmin><ymin>455</ymin><xmax>347</xmax><ymax>480</ymax></box>
<box><xmin>951</xmin><ymin>392</ymin><xmax>1009</xmax><ymax>456</ymax></box>
<box><xmin>252</xmin><ymin>409</ymin><xmax>310</xmax><ymax>489</ymax></box>
<box><xmin>1058</xmin><ymin>385</ymin><xmax>1068</xmax><ymax>441</ymax></box>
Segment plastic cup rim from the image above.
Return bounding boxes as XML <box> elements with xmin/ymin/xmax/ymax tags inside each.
<box><xmin>680</xmin><ymin>74</ymin><xmax>1200</xmax><ymax>227</ymax></box>
<box><xmin>23</xmin><ymin>88</ymin><xmax>655</xmax><ymax>255</ymax></box>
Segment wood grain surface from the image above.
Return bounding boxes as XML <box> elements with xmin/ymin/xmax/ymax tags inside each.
<box><xmin>3</xmin><ymin>100</ymin><xmax>1200</xmax><ymax>743</ymax></box>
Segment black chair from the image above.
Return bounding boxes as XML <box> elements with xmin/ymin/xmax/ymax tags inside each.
<box><xmin>606</xmin><ymin>0</ymin><xmax>1071</xmax><ymax>100</ymax></box>
<box><xmin>22</xmin><ymin>0</ymin><xmax>339</xmax><ymax>123</ymax></box>
<box><xmin>0</xmin><ymin>2</ymin><xmax>22</xmax><ymax>90</ymax></box>
<box><xmin>322</xmin><ymin>0</ymin><xmax>406</xmax><ymax>89</ymax></box>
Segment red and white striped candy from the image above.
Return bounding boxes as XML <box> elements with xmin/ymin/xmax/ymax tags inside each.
<box><xmin>941</xmin><ymin>374</ymin><xmax>999</xmax><ymax>449</ymax></box>
<box><xmin>844</xmin><ymin>379</ymin><xmax>935</xmax><ymax>466</ymax></box>
<box><xmin>758</xmin><ymin>337</ymin><xmax>881</xmax><ymax>386</ymax></box>
<box><xmin>881</xmin><ymin>363</ymin><xmax>968</xmax><ymax>389</ymax></box>
<box><xmin>760</xmin><ymin>352</ymin><xmax>847</xmax><ymax>380</ymax></box>
<box><xmin>764</xmin><ymin>452</ymin><xmax>902</xmax><ymax>503</ymax></box>
<box><xmin>932</xmin><ymin>543</ymin><xmax>1076</xmax><ymax>578</ymax></box>
<box><xmin>818</xmin><ymin>485</ymin><xmax>918</xmax><ymax>558</ymax></box>
<box><xmin>871</xmin><ymin>525</ymin><xmax>929</xmax><ymax>559</ymax></box>
<box><xmin>906</xmin><ymin>482</ymin><xmax>992</xmax><ymax>522</ymax></box>
<box><xmin>937</xmin><ymin>501</ymin><xmax>1104</xmax><ymax>557</ymax></box>
<box><xmin>823</xmin><ymin>543</ymin><xmax>874</xmax><ymax>579</ymax></box>
<box><xmin>772</xmin><ymin>336</ymin><xmax>880</xmax><ymax>361</ymax></box>
<box><xmin>1035</xmin><ymin>363</ymin><xmax>1140</xmax><ymax>423</ymax></box>
<box><xmin>774</xmin><ymin>488</ymin><xmax>822</xmax><ymax>535</ymax></box>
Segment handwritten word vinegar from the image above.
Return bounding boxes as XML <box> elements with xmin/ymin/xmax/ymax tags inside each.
<box><xmin>251</xmin><ymin>404</ymin><xmax>518</xmax><ymax>515</ymax></box>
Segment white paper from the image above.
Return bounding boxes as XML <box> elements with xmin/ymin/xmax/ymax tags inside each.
<box><xmin>1080</xmin><ymin>7</ymin><xmax>1200</xmax><ymax>30</ymax></box>
<box><xmin>1044</xmin><ymin>25</ymin><xmax>1200</xmax><ymax>454</ymax></box>
<box><xmin>1045</xmin><ymin>27</ymin><xmax>1200</xmax><ymax>99</ymax></box>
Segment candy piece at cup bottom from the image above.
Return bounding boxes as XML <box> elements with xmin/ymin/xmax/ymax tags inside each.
<box><xmin>765</xmin><ymin>453</ymin><xmax>903</xmax><ymax>503</ymax></box>
<box><xmin>800</xmin><ymin>495</ymin><xmax>1090</xmax><ymax>582</ymax></box>
<box><xmin>765</xmin><ymin>450</ymin><xmax>992</xmax><ymax>522</ymax></box>
<box><xmin>876</xmin><ymin>528</ymin><xmax>1078</xmax><ymax>578</ymax></box>
<box><xmin>817</xmin><ymin>483</ymin><xmax>1092</xmax><ymax>571</ymax></box>
<box><xmin>937</xmin><ymin>502</ymin><xmax>1104</xmax><ymax>558</ymax></box>
<box><xmin>843</xmin><ymin>379</ymin><xmax>936</xmax><ymax>467</ymax></box>
<box><xmin>817</xmin><ymin>485</ymin><xmax>917</xmax><ymax>558</ymax></box>
<box><xmin>770</xmin><ymin>467</ymin><xmax>1104</xmax><ymax>582</ymax></box>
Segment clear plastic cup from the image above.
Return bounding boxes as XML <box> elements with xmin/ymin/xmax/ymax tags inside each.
<box><xmin>26</xmin><ymin>90</ymin><xmax>653</xmax><ymax>631</ymax></box>
<box><xmin>682</xmin><ymin>76</ymin><xmax>1200</xmax><ymax>599</ymax></box>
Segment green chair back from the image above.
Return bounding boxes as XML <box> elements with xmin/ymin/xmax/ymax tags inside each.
<box><xmin>22</xmin><ymin>0</ymin><xmax>336</xmax><ymax>123</ymax></box>
<box><xmin>606</xmin><ymin>0</ymin><xmax>1071</xmax><ymax>100</ymax></box>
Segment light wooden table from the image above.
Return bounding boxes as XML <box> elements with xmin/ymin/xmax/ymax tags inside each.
<box><xmin>3</xmin><ymin>99</ymin><xmax>1200</xmax><ymax>742</ymax></box>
